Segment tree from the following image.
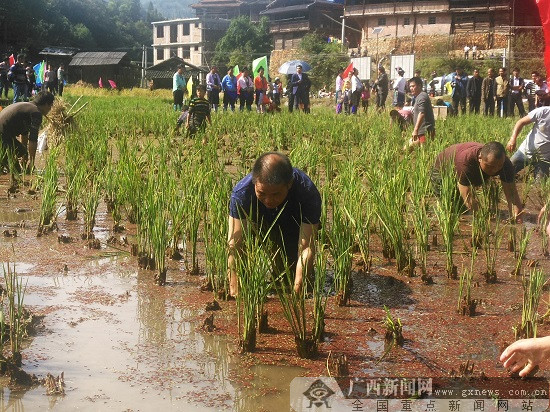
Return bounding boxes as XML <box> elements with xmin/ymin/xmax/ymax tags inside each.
<box><xmin>213</xmin><ymin>16</ymin><xmax>271</xmax><ymax>70</ymax></box>
<box><xmin>299</xmin><ymin>33</ymin><xmax>348</xmax><ymax>91</ymax></box>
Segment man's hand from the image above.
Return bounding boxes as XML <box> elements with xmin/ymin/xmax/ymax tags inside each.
<box><xmin>506</xmin><ymin>138</ymin><xmax>516</xmax><ymax>152</ymax></box>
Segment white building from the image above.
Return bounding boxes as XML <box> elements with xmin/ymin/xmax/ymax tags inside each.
<box><xmin>152</xmin><ymin>17</ymin><xmax>230</xmax><ymax>69</ymax></box>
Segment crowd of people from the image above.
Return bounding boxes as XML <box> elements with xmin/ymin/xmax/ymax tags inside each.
<box><xmin>0</xmin><ymin>55</ymin><xmax>65</xmax><ymax>104</ymax></box>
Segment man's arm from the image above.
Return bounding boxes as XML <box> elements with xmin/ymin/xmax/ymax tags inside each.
<box><xmin>506</xmin><ymin>115</ymin><xmax>533</xmax><ymax>152</ymax></box>
<box><xmin>294</xmin><ymin>223</ymin><xmax>318</xmax><ymax>293</ymax></box>
<box><xmin>457</xmin><ymin>182</ymin><xmax>477</xmax><ymax>211</ymax></box>
<box><xmin>227</xmin><ymin>216</ymin><xmax>244</xmax><ymax>297</ymax></box>
<box><xmin>502</xmin><ymin>181</ymin><xmax>524</xmax><ymax>221</ymax></box>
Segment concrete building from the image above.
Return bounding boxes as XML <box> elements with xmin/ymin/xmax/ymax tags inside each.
<box><xmin>151</xmin><ymin>17</ymin><xmax>230</xmax><ymax>68</ymax></box>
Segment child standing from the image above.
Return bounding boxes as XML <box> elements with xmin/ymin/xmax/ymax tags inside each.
<box><xmin>361</xmin><ymin>81</ymin><xmax>370</xmax><ymax>113</ymax></box>
<box><xmin>186</xmin><ymin>84</ymin><xmax>212</xmax><ymax>141</ymax></box>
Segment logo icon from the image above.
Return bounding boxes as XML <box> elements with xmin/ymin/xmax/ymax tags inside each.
<box><xmin>303</xmin><ymin>379</ymin><xmax>335</xmax><ymax>408</ymax></box>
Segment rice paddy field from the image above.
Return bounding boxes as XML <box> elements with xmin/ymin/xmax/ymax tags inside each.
<box><xmin>1</xmin><ymin>86</ymin><xmax>550</xmax><ymax>411</ymax></box>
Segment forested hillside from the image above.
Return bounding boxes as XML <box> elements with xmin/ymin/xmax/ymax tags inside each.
<box><xmin>146</xmin><ymin>0</ymin><xmax>195</xmax><ymax>19</ymax></box>
<box><xmin>0</xmin><ymin>0</ymin><xmax>170</xmax><ymax>60</ymax></box>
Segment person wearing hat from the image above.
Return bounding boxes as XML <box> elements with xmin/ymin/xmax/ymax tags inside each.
<box><xmin>393</xmin><ymin>67</ymin><xmax>406</xmax><ymax>107</ymax></box>
<box><xmin>372</xmin><ymin>66</ymin><xmax>389</xmax><ymax>110</ymax></box>
<box><xmin>290</xmin><ymin>64</ymin><xmax>311</xmax><ymax>113</ymax></box>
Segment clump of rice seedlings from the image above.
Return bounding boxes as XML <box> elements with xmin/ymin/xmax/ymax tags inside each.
<box><xmin>275</xmin><ymin>256</ymin><xmax>317</xmax><ymax>359</ymax></box>
<box><xmin>81</xmin><ymin>171</ymin><xmax>103</xmax><ymax>242</ymax></box>
<box><xmin>512</xmin><ymin>227</ymin><xmax>531</xmax><ymax>277</ymax></box>
<box><xmin>1</xmin><ymin>146</ymin><xmax>20</xmax><ymax>193</ymax></box>
<box><xmin>313</xmin><ymin>189</ymin><xmax>329</xmax><ymax>343</ymax></box>
<box><xmin>63</xmin><ymin>132</ymin><xmax>86</xmax><ymax>220</ymax></box>
<box><xmin>329</xmin><ymin>196</ymin><xmax>354</xmax><ymax>306</ymax></box>
<box><xmin>514</xmin><ymin>269</ymin><xmax>545</xmax><ymax>340</ymax></box>
<box><xmin>38</xmin><ymin>147</ymin><xmax>60</xmax><ymax>235</ymax></box>
<box><xmin>102</xmin><ymin>160</ymin><xmax>123</xmax><ymax>232</ymax></box>
<box><xmin>203</xmin><ymin>175</ymin><xmax>231</xmax><ymax>298</ymax></box>
<box><xmin>183</xmin><ymin>174</ymin><xmax>205</xmax><ymax>275</ymax></box>
<box><xmin>458</xmin><ymin>247</ymin><xmax>477</xmax><ymax>316</ymax></box>
<box><xmin>235</xmin><ymin>217</ymin><xmax>273</xmax><ymax>353</ymax></box>
<box><xmin>371</xmin><ymin>168</ymin><xmax>414</xmax><ymax>275</ymax></box>
<box><xmin>475</xmin><ymin>181</ymin><xmax>502</xmax><ymax>283</ymax></box>
<box><xmin>408</xmin><ymin>149</ymin><xmax>432</xmax><ymax>275</ymax></box>
<box><xmin>117</xmin><ymin>137</ymin><xmax>144</xmax><ymax>225</ymax></box>
<box><xmin>3</xmin><ymin>262</ymin><xmax>29</xmax><ymax>366</ymax></box>
<box><xmin>434</xmin><ymin>161</ymin><xmax>461</xmax><ymax>279</ymax></box>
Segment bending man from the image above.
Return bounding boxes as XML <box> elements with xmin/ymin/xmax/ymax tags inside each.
<box><xmin>228</xmin><ymin>152</ymin><xmax>321</xmax><ymax>296</ymax></box>
<box><xmin>0</xmin><ymin>91</ymin><xmax>54</xmax><ymax>171</ymax></box>
<box><xmin>432</xmin><ymin>141</ymin><xmax>523</xmax><ymax>219</ymax></box>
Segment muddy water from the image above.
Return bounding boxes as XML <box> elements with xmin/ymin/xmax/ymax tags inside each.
<box><xmin>0</xmin><ymin>253</ymin><xmax>304</xmax><ymax>411</ymax></box>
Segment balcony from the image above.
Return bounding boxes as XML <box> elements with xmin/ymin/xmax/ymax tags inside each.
<box><xmin>269</xmin><ymin>20</ymin><xmax>310</xmax><ymax>34</ymax></box>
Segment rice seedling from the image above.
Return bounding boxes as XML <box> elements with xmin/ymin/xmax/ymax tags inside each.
<box><xmin>376</xmin><ymin>305</ymin><xmax>404</xmax><ymax>364</ymax></box>
<box><xmin>511</xmin><ymin>227</ymin><xmax>531</xmax><ymax>277</ymax></box>
<box><xmin>63</xmin><ymin>153</ymin><xmax>85</xmax><ymax>221</ymax></box>
<box><xmin>329</xmin><ymin>194</ymin><xmax>354</xmax><ymax>306</ymax></box>
<box><xmin>38</xmin><ymin>147</ymin><xmax>60</xmax><ymax>234</ymax></box>
<box><xmin>458</xmin><ymin>247</ymin><xmax>477</xmax><ymax>316</ymax></box>
<box><xmin>183</xmin><ymin>174</ymin><xmax>205</xmax><ymax>275</ymax></box>
<box><xmin>203</xmin><ymin>175</ymin><xmax>232</xmax><ymax>298</ymax></box>
<box><xmin>81</xmin><ymin>170</ymin><xmax>103</xmax><ymax>241</ymax></box>
<box><xmin>313</xmin><ymin>188</ymin><xmax>329</xmax><ymax>343</ymax></box>
<box><xmin>408</xmin><ymin>149</ymin><xmax>433</xmax><ymax>275</ymax></box>
<box><xmin>433</xmin><ymin>160</ymin><xmax>461</xmax><ymax>279</ymax></box>
<box><xmin>234</xmin><ymin>215</ymin><xmax>273</xmax><ymax>353</ymax></box>
<box><xmin>514</xmin><ymin>269</ymin><xmax>545</xmax><ymax>340</ymax></box>
<box><xmin>370</xmin><ymin>167</ymin><xmax>414</xmax><ymax>275</ymax></box>
<box><xmin>3</xmin><ymin>262</ymin><xmax>28</xmax><ymax>366</ymax></box>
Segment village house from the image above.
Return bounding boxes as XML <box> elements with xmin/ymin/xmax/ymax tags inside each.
<box><xmin>191</xmin><ymin>0</ymin><xmax>270</xmax><ymax>21</ymax></box>
<box><xmin>343</xmin><ymin>0</ymin><xmax>541</xmax><ymax>55</ymax></box>
<box><xmin>260</xmin><ymin>0</ymin><xmax>344</xmax><ymax>51</ymax></box>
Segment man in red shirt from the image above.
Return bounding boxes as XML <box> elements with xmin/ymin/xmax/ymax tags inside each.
<box><xmin>432</xmin><ymin>141</ymin><xmax>523</xmax><ymax>221</ymax></box>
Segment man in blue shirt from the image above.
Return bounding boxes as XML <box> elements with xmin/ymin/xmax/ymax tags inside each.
<box><xmin>172</xmin><ymin>64</ymin><xmax>186</xmax><ymax>111</ymax></box>
<box><xmin>228</xmin><ymin>152</ymin><xmax>321</xmax><ymax>296</ymax></box>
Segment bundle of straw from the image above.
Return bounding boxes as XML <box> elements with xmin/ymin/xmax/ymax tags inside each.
<box><xmin>46</xmin><ymin>96</ymin><xmax>88</xmax><ymax>146</ymax></box>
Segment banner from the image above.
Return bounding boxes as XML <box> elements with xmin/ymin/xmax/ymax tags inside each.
<box><xmin>537</xmin><ymin>0</ymin><xmax>550</xmax><ymax>82</ymax></box>
<box><xmin>233</xmin><ymin>65</ymin><xmax>240</xmax><ymax>77</ymax></box>
<box><xmin>98</xmin><ymin>77</ymin><xmax>103</xmax><ymax>88</ymax></box>
<box><xmin>252</xmin><ymin>56</ymin><xmax>268</xmax><ymax>78</ymax></box>
<box><xmin>187</xmin><ymin>75</ymin><xmax>193</xmax><ymax>96</ymax></box>
<box><xmin>108</xmin><ymin>79</ymin><xmax>117</xmax><ymax>89</ymax></box>
<box><xmin>342</xmin><ymin>62</ymin><xmax>354</xmax><ymax>78</ymax></box>
<box><xmin>9</xmin><ymin>54</ymin><xmax>15</xmax><ymax>66</ymax></box>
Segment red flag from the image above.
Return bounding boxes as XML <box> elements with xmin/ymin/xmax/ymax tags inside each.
<box><xmin>343</xmin><ymin>62</ymin><xmax>354</xmax><ymax>78</ymax></box>
<box><xmin>9</xmin><ymin>54</ymin><xmax>15</xmax><ymax>66</ymax></box>
<box><xmin>108</xmin><ymin>80</ymin><xmax>117</xmax><ymax>89</ymax></box>
<box><xmin>98</xmin><ymin>77</ymin><xmax>103</xmax><ymax>88</ymax></box>
<box><xmin>537</xmin><ymin>0</ymin><xmax>550</xmax><ymax>82</ymax></box>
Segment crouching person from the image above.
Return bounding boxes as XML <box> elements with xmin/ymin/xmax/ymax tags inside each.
<box><xmin>186</xmin><ymin>84</ymin><xmax>211</xmax><ymax>141</ymax></box>
<box><xmin>0</xmin><ymin>91</ymin><xmax>54</xmax><ymax>173</ymax></box>
<box><xmin>227</xmin><ymin>152</ymin><xmax>321</xmax><ymax>297</ymax></box>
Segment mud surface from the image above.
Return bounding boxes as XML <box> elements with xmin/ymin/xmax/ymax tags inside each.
<box><xmin>1</xmin><ymin>171</ymin><xmax>550</xmax><ymax>411</ymax></box>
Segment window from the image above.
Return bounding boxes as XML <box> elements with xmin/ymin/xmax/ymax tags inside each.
<box><xmin>156</xmin><ymin>26</ymin><xmax>164</xmax><ymax>38</ymax></box>
<box><xmin>194</xmin><ymin>46</ymin><xmax>199</xmax><ymax>51</ymax></box>
<box><xmin>170</xmin><ymin>24</ymin><xmax>178</xmax><ymax>43</ymax></box>
<box><xmin>428</xmin><ymin>16</ymin><xmax>436</xmax><ymax>25</ymax></box>
<box><xmin>156</xmin><ymin>48</ymin><xmax>164</xmax><ymax>60</ymax></box>
<box><xmin>378</xmin><ymin>18</ymin><xmax>386</xmax><ymax>26</ymax></box>
<box><xmin>183</xmin><ymin>23</ymin><xmax>190</xmax><ymax>36</ymax></box>
<box><xmin>170</xmin><ymin>47</ymin><xmax>178</xmax><ymax>58</ymax></box>
<box><xmin>403</xmin><ymin>17</ymin><xmax>410</xmax><ymax>26</ymax></box>
<box><xmin>182</xmin><ymin>47</ymin><xmax>191</xmax><ymax>59</ymax></box>
<box><xmin>195</xmin><ymin>23</ymin><xmax>200</xmax><ymax>28</ymax></box>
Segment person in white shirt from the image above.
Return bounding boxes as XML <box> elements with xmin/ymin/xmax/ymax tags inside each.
<box><xmin>237</xmin><ymin>67</ymin><xmax>254</xmax><ymax>111</ymax></box>
<box><xmin>334</xmin><ymin>67</ymin><xmax>344</xmax><ymax>111</ymax></box>
<box><xmin>507</xmin><ymin>106</ymin><xmax>550</xmax><ymax>178</ymax></box>
<box><xmin>464</xmin><ymin>45</ymin><xmax>470</xmax><ymax>59</ymax></box>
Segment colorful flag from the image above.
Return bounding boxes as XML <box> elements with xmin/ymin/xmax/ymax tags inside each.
<box><xmin>233</xmin><ymin>65</ymin><xmax>240</xmax><ymax>77</ymax></box>
<box><xmin>8</xmin><ymin>54</ymin><xmax>14</xmax><ymax>66</ymax></box>
<box><xmin>98</xmin><ymin>77</ymin><xmax>103</xmax><ymax>88</ymax></box>
<box><xmin>108</xmin><ymin>79</ymin><xmax>117</xmax><ymax>89</ymax></box>
<box><xmin>187</xmin><ymin>75</ymin><xmax>193</xmax><ymax>97</ymax></box>
<box><xmin>537</xmin><ymin>0</ymin><xmax>550</xmax><ymax>82</ymax></box>
<box><xmin>33</xmin><ymin>61</ymin><xmax>45</xmax><ymax>87</ymax></box>
<box><xmin>252</xmin><ymin>56</ymin><xmax>268</xmax><ymax>78</ymax></box>
<box><xmin>343</xmin><ymin>62</ymin><xmax>354</xmax><ymax>78</ymax></box>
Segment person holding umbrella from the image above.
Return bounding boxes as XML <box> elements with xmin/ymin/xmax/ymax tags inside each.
<box><xmin>290</xmin><ymin>64</ymin><xmax>311</xmax><ymax>113</ymax></box>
